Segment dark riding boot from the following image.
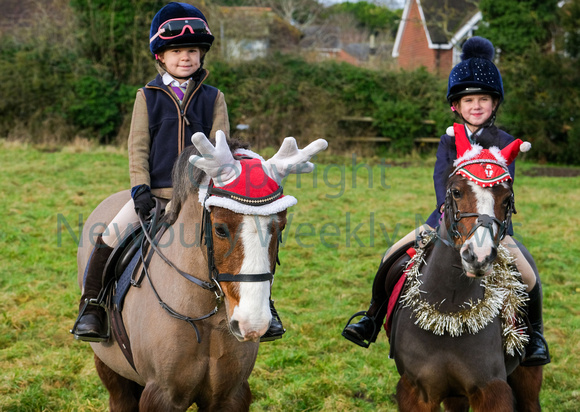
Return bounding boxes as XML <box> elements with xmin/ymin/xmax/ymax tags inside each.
<box><xmin>521</xmin><ymin>282</ymin><xmax>550</xmax><ymax>366</ymax></box>
<box><xmin>342</xmin><ymin>241</ymin><xmax>414</xmax><ymax>348</ymax></box>
<box><xmin>342</xmin><ymin>307</ymin><xmax>383</xmax><ymax>348</ymax></box>
<box><xmin>260</xmin><ymin>300</ymin><xmax>285</xmax><ymax>342</ymax></box>
<box><xmin>72</xmin><ymin>236</ymin><xmax>114</xmax><ymax>342</ymax></box>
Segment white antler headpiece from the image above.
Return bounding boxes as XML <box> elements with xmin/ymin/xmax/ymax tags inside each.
<box><xmin>188</xmin><ymin>131</ymin><xmax>328</xmax><ymax>215</ymax></box>
<box><xmin>264</xmin><ymin>137</ymin><xmax>329</xmax><ymax>183</ymax></box>
<box><xmin>189</xmin><ymin>130</ymin><xmax>240</xmax><ymax>187</ymax></box>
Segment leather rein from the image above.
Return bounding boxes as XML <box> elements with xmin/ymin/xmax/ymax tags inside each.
<box><xmin>135</xmin><ymin>199</ymin><xmax>279</xmax><ymax>343</ymax></box>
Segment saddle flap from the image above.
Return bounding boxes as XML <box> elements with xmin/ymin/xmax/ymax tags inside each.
<box><xmin>103</xmin><ymin>226</ymin><xmax>144</xmax><ymax>283</ymax></box>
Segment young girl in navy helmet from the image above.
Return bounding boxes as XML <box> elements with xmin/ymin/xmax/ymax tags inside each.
<box><xmin>343</xmin><ymin>37</ymin><xmax>549</xmax><ymax>366</ymax></box>
<box><xmin>73</xmin><ymin>2</ymin><xmax>284</xmax><ymax>343</ymax></box>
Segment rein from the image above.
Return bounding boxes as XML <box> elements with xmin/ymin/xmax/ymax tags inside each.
<box><xmin>137</xmin><ymin>206</ymin><xmax>222</xmax><ymax>343</ymax></box>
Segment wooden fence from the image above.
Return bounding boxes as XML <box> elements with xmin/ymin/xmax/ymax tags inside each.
<box><xmin>340</xmin><ymin>117</ymin><xmax>440</xmax><ymax>145</ymax></box>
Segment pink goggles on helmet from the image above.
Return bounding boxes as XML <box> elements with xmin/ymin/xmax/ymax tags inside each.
<box><xmin>150</xmin><ymin>17</ymin><xmax>212</xmax><ymax>43</ymax></box>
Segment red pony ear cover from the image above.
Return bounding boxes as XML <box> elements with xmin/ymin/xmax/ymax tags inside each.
<box><xmin>448</xmin><ymin>123</ymin><xmax>532</xmax><ymax>187</ymax></box>
<box><xmin>500</xmin><ymin>139</ymin><xmax>532</xmax><ymax>166</ymax></box>
<box><xmin>454</xmin><ymin>123</ymin><xmax>472</xmax><ymax>158</ymax></box>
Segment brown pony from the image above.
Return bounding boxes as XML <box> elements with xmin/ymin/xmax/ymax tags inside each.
<box><xmin>390</xmin><ymin>137</ymin><xmax>543</xmax><ymax>411</ymax></box>
<box><xmin>76</xmin><ymin>132</ymin><xmax>327</xmax><ymax>411</ymax></box>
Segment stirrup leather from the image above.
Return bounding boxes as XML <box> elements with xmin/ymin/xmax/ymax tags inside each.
<box><xmin>341</xmin><ymin>311</ymin><xmax>380</xmax><ymax>348</ymax></box>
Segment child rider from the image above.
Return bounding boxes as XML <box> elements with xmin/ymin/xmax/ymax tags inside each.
<box><xmin>72</xmin><ymin>2</ymin><xmax>285</xmax><ymax>343</ymax></box>
<box><xmin>342</xmin><ymin>37</ymin><xmax>550</xmax><ymax>367</ymax></box>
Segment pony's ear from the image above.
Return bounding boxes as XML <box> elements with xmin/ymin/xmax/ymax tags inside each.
<box><xmin>265</xmin><ymin>137</ymin><xmax>328</xmax><ymax>183</ymax></box>
<box><xmin>454</xmin><ymin>123</ymin><xmax>472</xmax><ymax>158</ymax></box>
<box><xmin>189</xmin><ymin>130</ymin><xmax>241</xmax><ymax>187</ymax></box>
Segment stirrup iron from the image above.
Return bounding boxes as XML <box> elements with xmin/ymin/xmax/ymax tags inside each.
<box><xmin>341</xmin><ymin>311</ymin><xmax>379</xmax><ymax>349</ymax></box>
<box><xmin>70</xmin><ymin>298</ymin><xmax>111</xmax><ymax>342</ymax></box>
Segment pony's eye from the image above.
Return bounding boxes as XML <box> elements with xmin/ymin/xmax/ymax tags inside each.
<box><xmin>452</xmin><ymin>189</ymin><xmax>461</xmax><ymax>199</ymax></box>
<box><xmin>214</xmin><ymin>224</ymin><xmax>229</xmax><ymax>238</ymax></box>
<box><xmin>503</xmin><ymin>197</ymin><xmax>513</xmax><ymax>209</ymax></box>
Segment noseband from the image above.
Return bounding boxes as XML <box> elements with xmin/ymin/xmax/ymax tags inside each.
<box><xmin>444</xmin><ymin>182</ymin><xmax>515</xmax><ymax>246</ymax></box>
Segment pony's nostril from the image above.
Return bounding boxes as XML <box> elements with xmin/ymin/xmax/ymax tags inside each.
<box><xmin>484</xmin><ymin>246</ymin><xmax>498</xmax><ymax>265</ymax></box>
<box><xmin>230</xmin><ymin>320</ymin><xmax>241</xmax><ymax>336</ymax></box>
<box><xmin>461</xmin><ymin>246</ymin><xmax>476</xmax><ymax>264</ymax></box>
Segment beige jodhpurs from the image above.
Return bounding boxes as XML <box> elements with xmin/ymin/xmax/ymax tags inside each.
<box><xmin>101</xmin><ymin>198</ymin><xmax>168</xmax><ymax>248</ymax></box>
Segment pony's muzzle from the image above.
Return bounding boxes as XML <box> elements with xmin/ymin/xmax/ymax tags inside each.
<box><xmin>229</xmin><ymin>318</ymin><xmax>269</xmax><ymax>342</ymax></box>
<box><xmin>461</xmin><ymin>243</ymin><xmax>497</xmax><ymax>277</ymax></box>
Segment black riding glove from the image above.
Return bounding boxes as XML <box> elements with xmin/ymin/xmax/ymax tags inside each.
<box><xmin>131</xmin><ymin>184</ymin><xmax>155</xmax><ymax>216</ymax></box>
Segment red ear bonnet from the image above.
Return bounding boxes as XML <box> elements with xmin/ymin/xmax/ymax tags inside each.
<box><xmin>449</xmin><ymin>123</ymin><xmax>531</xmax><ymax>187</ymax></box>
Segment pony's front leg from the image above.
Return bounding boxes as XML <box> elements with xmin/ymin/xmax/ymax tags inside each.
<box><xmin>508</xmin><ymin>365</ymin><xmax>542</xmax><ymax>412</ymax></box>
<box><xmin>139</xmin><ymin>382</ymin><xmax>189</xmax><ymax>412</ymax></box>
<box><xmin>468</xmin><ymin>379</ymin><xmax>514</xmax><ymax>412</ymax></box>
<box><xmin>396</xmin><ymin>375</ymin><xmax>440</xmax><ymax>412</ymax></box>
<box><xmin>197</xmin><ymin>380</ymin><xmax>252</xmax><ymax>412</ymax></box>
<box><xmin>94</xmin><ymin>354</ymin><xmax>142</xmax><ymax>412</ymax></box>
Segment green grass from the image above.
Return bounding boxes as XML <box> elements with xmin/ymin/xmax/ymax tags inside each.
<box><xmin>1</xmin><ymin>141</ymin><xmax>579</xmax><ymax>411</ymax></box>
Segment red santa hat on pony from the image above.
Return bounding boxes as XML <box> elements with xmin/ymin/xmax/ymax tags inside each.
<box><xmin>447</xmin><ymin>123</ymin><xmax>531</xmax><ymax>187</ymax></box>
<box><xmin>189</xmin><ymin>130</ymin><xmax>328</xmax><ymax>215</ymax></box>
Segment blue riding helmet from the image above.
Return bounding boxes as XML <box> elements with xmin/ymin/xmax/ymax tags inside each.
<box><xmin>150</xmin><ymin>2</ymin><xmax>214</xmax><ymax>56</ymax></box>
<box><xmin>447</xmin><ymin>37</ymin><xmax>504</xmax><ymax>104</ymax></box>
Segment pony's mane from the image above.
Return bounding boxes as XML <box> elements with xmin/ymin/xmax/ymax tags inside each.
<box><xmin>168</xmin><ymin>136</ymin><xmax>250</xmax><ymax>220</ymax></box>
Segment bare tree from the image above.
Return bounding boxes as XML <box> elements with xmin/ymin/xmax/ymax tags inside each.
<box><xmin>249</xmin><ymin>0</ymin><xmax>324</xmax><ymax>30</ymax></box>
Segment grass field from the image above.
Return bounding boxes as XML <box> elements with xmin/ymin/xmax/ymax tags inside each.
<box><xmin>1</xmin><ymin>140</ymin><xmax>579</xmax><ymax>411</ymax></box>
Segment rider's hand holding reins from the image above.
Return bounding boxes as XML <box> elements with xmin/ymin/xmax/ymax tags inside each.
<box><xmin>132</xmin><ymin>184</ymin><xmax>155</xmax><ymax>217</ymax></box>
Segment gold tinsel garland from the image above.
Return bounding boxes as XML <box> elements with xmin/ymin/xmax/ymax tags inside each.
<box><xmin>399</xmin><ymin>232</ymin><xmax>529</xmax><ymax>356</ymax></box>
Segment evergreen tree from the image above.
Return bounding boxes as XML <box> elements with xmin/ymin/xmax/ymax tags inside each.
<box><xmin>70</xmin><ymin>0</ymin><xmax>165</xmax><ymax>84</ymax></box>
<box><xmin>478</xmin><ymin>0</ymin><xmax>558</xmax><ymax>57</ymax></box>
<box><xmin>558</xmin><ymin>0</ymin><xmax>580</xmax><ymax>59</ymax></box>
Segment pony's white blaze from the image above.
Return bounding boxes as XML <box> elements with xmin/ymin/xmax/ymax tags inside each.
<box><xmin>231</xmin><ymin>215</ymin><xmax>275</xmax><ymax>341</ymax></box>
<box><xmin>461</xmin><ymin>181</ymin><xmax>498</xmax><ymax>276</ymax></box>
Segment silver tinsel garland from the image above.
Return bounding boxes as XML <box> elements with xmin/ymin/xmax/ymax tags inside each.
<box><xmin>400</xmin><ymin>233</ymin><xmax>529</xmax><ymax>355</ymax></box>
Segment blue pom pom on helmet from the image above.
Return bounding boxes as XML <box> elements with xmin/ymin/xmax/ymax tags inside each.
<box><xmin>149</xmin><ymin>2</ymin><xmax>214</xmax><ymax>56</ymax></box>
<box><xmin>447</xmin><ymin>36</ymin><xmax>504</xmax><ymax>104</ymax></box>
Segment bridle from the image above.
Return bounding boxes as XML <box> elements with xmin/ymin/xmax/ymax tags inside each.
<box><xmin>444</xmin><ymin>171</ymin><xmax>516</xmax><ymax>247</ymax></box>
<box><xmin>200</xmin><ymin>186</ymin><xmax>279</xmax><ymax>285</ymax></box>
<box><xmin>135</xmin><ymin>198</ymin><xmax>280</xmax><ymax>343</ymax></box>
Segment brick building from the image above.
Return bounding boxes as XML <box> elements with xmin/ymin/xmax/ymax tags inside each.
<box><xmin>392</xmin><ymin>0</ymin><xmax>481</xmax><ymax>76</ymax></box>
